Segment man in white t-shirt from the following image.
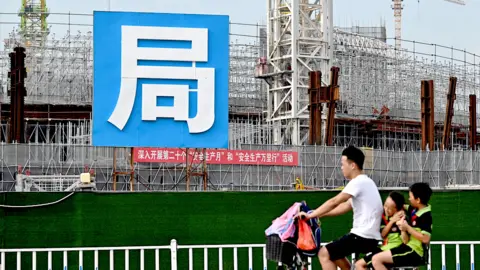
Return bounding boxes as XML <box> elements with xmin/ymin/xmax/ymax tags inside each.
<box><xmin>296</xmin><ymin>145</ymin><xmax>383</xmax><ymax>270</ymax></box>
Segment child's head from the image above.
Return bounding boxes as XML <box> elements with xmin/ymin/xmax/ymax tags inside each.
<box><xmin>384</xmin><ymin>191</ymin><xmax>405</xmax><ymax>217</ymax></box>
<box><xmin>409</xmin><ymin>182</ymin><xmax>432</xmax><ymax>208</ymax></box>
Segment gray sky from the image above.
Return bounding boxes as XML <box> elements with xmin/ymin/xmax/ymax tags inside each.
<box><xmin>1</xmin><ymin>0</ymin><xmax>479</xmax><ymax>56</ymax></box>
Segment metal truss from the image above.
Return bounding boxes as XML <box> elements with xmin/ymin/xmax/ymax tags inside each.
<box><xmin>333</xmin><ymin>29</ymin><xmax>402</xmax><ymax>59</ymax></box>
<box><xmin>19</xmin><ymin>0</ymin><xmax>50</xmax><ymax>48</ymax></box>
<box><xmin>266</xmin><ymin>0</ymin><xmax>333</xmax><ymax>145</ymax></box>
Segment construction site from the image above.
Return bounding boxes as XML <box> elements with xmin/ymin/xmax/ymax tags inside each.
<box><xmin>0</xmin><ymin>0</ymin><xmax>479</xmax><ymax>192</ymax></box>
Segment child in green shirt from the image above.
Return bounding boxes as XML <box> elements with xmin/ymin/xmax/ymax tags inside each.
<box><xmin>355</xmin><ymin>191</ymin><xmax>406</xmax><ymax>270</ymax></box>
<box><xmin>371</xmin><ymin>182</ymin><xmax>432</xmax><ymax>270</ymax></box>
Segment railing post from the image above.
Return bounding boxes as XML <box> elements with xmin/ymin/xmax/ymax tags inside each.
<box><xmin>471</xmin><ymin>244</ymin><xmax>475</xmax><ymax>270</ymax></box>
<box><xmin>170</xmin><ymin>239</ymin><xmax>178</xmax><ymax>270</ymax></box>
<box><xmin>441</xmin><ymin>244</ymin><xmax>446</xmax><ymax>270</ymax></box>
<box><xmin>456</xmin><ymin>244</ymin><xmax>460</xmax><ymax>270</ymax></box>
<box><xmin>1</xmin><ymin>252</ymin><xmax>5</xmax><ymax>270</ymax></box>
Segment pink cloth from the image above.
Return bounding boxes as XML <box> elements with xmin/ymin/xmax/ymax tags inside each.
<box><xmin>265</xmin><ymin>202</ymin><xmax>301</xmax><ymax>241</ymax></box>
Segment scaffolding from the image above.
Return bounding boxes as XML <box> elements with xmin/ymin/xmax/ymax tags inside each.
<box><xmin>333</xmin><ymin>30</ymin><xmax>480</xmax><ymax>126</ymax></box>
<box><xmin>0</xmin><ymin>12</ymin><xmax>479</xmax><ymax>191</ymax></box>
<box><xmin>0</xmin><ymin>12</ymin><xmax>478</xmax><ymax>126</ymax></box>
<box><xmin>0</xmin><ymin>143</ymin><xmax>478</xmax><ymax>191</ymax></box>
<box><xmin>1</xmin><ymin>28</ymin><xmax>93</xmax><ymax>105</ymax></box>
<box><xmin>229</xmin><ymin>42</ymin><xmax>265</xmax><ymax>115</ymax></box>
<box><xmin>337</xmin><ymin>25</ymin><xmax>387</xmax><ymax>43</ymax></box>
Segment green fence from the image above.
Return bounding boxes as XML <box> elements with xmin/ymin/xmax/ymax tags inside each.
<box><xmin>0</xmin><ymin>190</ymin><xmax>478</xmax><ymax>269</ymax></box>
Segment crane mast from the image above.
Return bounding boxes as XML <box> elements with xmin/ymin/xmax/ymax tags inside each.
<box><xmin>391</xmin><ymin>0</ymin><xmax>465</xmax><ymax>50</ymax></box>
<box><xmin>18</xmin><ymin>0</ymin><xmax>49</xmax><ymax>48</ymax></box>
<box><xmin>264</xmin><ymin>0</ymin><xmax>333</xmax><ymax>145</ymax></box>
<box><xmin>392</xmin><ymin>0</ymin><xmax>403</xmax><ymax>50</ymax></box>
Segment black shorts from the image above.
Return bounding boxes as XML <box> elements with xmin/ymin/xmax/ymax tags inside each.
<box><xmin>362</xmin><ymin>248</ymin><xmax>382</xmax><ymax>266</ymax></box>
<box><xmin>325</xmin><ymin>233</ymin><xmax>381</xmax><ymax>261</ymax></box>
<box><xmin>390</xmin><ymin>244</ymin><xmax>425</xmax><ymax>267</ymax></box>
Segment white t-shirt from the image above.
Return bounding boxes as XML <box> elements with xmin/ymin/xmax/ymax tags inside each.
<box><xmin>342</xmin><ymin>174</ymin><xmax>383</xmax><ymax>240</ymax></box>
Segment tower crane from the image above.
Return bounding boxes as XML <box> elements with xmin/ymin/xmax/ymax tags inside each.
<box><xmin>18</xmin><ymin>0</ymin><xmax>49</xmax><ymax>47</ymax></box>
<box><xmin>392</xmin><ymin>0</ymin><xmax>465</xmax><ymax>50</ymax></box>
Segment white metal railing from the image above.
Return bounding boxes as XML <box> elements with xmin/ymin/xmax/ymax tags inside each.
<box><xmin>0</xmin><ymin>240</ymin><xmax>477</xmax><ymax>269</ymax></box>
<box><xmin>0</xmin><ymin>244</ymin><xmax>173</xmax><ymax>270</ymax></box>
<box><xmin>177</xmin><ymin>243</ymin><xmax>268</xmax><ymax>270</ymax></box>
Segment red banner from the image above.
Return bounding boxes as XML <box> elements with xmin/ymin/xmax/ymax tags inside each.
<box><xmin>133</xmin><ymin>148</ymin><xmax>299</xmax><ymax>166</ymax></box>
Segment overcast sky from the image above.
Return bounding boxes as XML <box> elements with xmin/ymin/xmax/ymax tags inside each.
<box><xmin>1</xmin><ymin>0</ymin><xmax>479</xmax><ymax>56</ymax></box>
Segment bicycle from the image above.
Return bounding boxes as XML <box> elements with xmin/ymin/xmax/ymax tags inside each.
<box><xmin>265</xmin><ymin>201</ymin><xmax>321</xmax><ymax>270</ymax></box>
<box><xmin>266</xmin><ymin>234</ymin><xmax>310</xmax><ymax>270</ymax></box>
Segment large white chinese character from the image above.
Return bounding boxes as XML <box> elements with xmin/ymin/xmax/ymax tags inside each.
<box><xmin>108</xmin><ymin>25</ymin><xmax>215</xmax><ymax>133</ymax></box>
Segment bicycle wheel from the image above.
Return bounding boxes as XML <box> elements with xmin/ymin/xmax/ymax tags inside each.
<box><xmin>293</xmin><ymin>265</ymin><xmax>306</xmax><ymax>270</ymax></box>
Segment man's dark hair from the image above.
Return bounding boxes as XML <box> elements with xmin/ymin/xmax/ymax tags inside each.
<box><xmin>389</xmin><ymin>191</ymin><xmax>405</xmax><ymax>211</ymax></box>
<box><xmin>341</xmin><ymin>145</ymin><xmax>365</xmax><ymax>170</ymax></box>
<box><xmin>409</xmin><ymin>182</ymin><xmax>433</xmax><ymax>205</ymax></box>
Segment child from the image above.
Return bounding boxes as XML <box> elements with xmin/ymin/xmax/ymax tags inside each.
<box><xmin>355</xmin><ymin>191</ymin><xmax>406</xmax><ymax>270</ymax></box>
<box><xmin>371</xmin><ymin>182</ymin><xmax>433</xmax><ymax>270</ymax></box>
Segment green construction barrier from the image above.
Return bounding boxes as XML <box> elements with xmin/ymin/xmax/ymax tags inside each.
<box><xmin>0</xmin><ymin>190</ymin><xmax>478</xmax><ymax>269</ymax></box>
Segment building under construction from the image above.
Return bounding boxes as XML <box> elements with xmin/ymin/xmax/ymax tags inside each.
<box><xmin>0</xmin><ymin>0</ymin><xmax>479</xmax><ymax>191</ymax></box>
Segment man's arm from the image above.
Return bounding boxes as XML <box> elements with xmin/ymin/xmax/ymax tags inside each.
<box><xmin>307</xmin><ymin>192</ymin><xmax>352</xmax><ymax>219</ymax></box>
<box><xmin>323</xmin><ymin>201</ymin><xmax>352</xmax><ymax>217</ymax></box>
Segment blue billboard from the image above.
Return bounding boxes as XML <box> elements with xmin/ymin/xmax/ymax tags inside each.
<box><xmin>92</xmin><ymin>11</ymin><xmax>229</xmax><ymax>148</ymax></box>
